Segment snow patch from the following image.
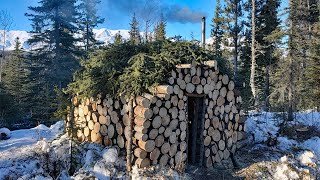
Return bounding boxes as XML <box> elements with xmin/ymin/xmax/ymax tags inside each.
<box><xmin>0</xmin><ymin>128</ymin><xmax>11</xmax><ymax>140</ymax></box>
<box><xmin>245</xmin><ymin>112</ymin><xmax>280</xmax><ymax>143</ymax></box>
<box><xmin>277</xmin><ymin>137</ymin><xmax>297</xmax><ymax>151</ymax></box>
<box><xmin>295</xmin><ymin>111</ymin><xmax>320</xmax><ymax>130</ymax></box>
<box><xmin>102</xmin><ymin>147</ymin><xmax>118</xmax><ymax>163</ymax></box>
<box><xmin>273</xmin><ymin>163</ymin><xmax>299</xmax><ymax>180</ymax></box>
<box><xmin>0</xmin><ymin>121</ymin><xmax>64</xmax><ymax>152</ymax></box>
<box><xmin>300</xmin><ymin>137</ymin><xmax>320</xmax><ymax>158</ymax></box>
<box><xmin>298</xmin><ymin>151</ymin><xmax>317</xmax><ymax>167</ymax></box>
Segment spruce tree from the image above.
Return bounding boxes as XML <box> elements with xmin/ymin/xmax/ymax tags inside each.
<box><xmin>211</xmin><ymin>0</ymin><xmax>224</xmax><ymax>58</ymax></box>
<box><xmin>154</xmin><ymin>15</ymin><xmax>166</xmax><ymax>41</ymax></box>
<box><xmin>114</xmin><ymin>31</ymin><xmax>123</xmax><ymax>45</ymax></box>
<box><xmin>26</xmin><ymin>0</ymin><xmax>80</xmax><ymax>86</ymax></box>
<box><xmin>78</xmin><ymin>0</ymin><xmax>104</xmax><ymax>52</ymax></box>
<box><xmin>303</xmin><ymin>0</ymin><xmax>320</xmax><ymax>109</ymax></box>
<box><xmin>223</xmin><ymin>0</ymin><xmax>244</xmax><ymax>84</ymax></box>
<box><xmin>239</xmin><ymin>30</ymin><xmax>254</xmax><ymax>110</ymax></box>
<box><xmin>25</xmin><ymin>0</ymin><xmax>80</xmax><ymax>121</ymax></box>
<box><xmin>0</xmin><ymin>82</ymin><xmax>16</xmax><ymax>125</ymax></box>
<box><xmin>2</xmin><ymin>37</ymin><xmax>31</xmax><ymax>116</ymax></box>
<box><xmin>129</xmin><ymin>13</ymin><xmax>141</xmax><ymax>45</ymax></box>
<box><xmin>256</xmin><ymin>0</ymin><xmax>281</xmax><ymax>110</ymax></box>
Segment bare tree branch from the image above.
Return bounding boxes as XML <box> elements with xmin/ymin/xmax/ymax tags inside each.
<box><xmin>0</xmin><ymin>9</ymin><xmax>13</xmax><ymax>82</ymax></box>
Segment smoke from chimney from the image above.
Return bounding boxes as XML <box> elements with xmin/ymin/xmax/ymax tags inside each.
<box><xmin>163</xmin><ymin>5</ymin><xmax>206</xmax><ymax>24</ymax></box>
<box><xmin>105</xmin><ymin>0</ymin><xmax>207</xmax><ymax>24</ymax></box>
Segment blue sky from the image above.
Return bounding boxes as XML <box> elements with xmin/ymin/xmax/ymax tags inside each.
<box><xmin>0</xmin><ymin>0</ymin><xmax>215</xmax><ymax>40</ymax></box>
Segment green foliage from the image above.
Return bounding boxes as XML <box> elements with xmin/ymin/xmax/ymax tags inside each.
<box><xmin>67</xmin><ymin>41</ymin><xmax>230</xmax><ymax>98</ymax></box>
<box><xmin>114</xmin><ymin>31</ymin><xmax>123</xmax><ymax>45</ymax></box>
<box><xmin>237</xmin><ymin>0</ymin><xmax>281</xmax><ymax>111</ymax></box>
<box><xmin>2</xmin><ymin>38</ymin><xmax>31</xmax><ymax>115</ymax></box>
<box><xmin>303</xmin><ymin>19</ymin><xmax>320</xmax><ymax>108</ymax></box>
<box><xmin>210</xmin><ymin>0</ymin><xmax>224</xmax><ymax>57</ymax></box>
<box><xmin>238</xmin><ymin>30</ymin><xmax>254</xmax><ymax>111</ymax></box>
<box><xmin>129</xmin><ymin>13</ymin><xmax>141</xmax><ymax>45</ymax></box>
<box><xmin>154</xmin><ymin>15</ymin><xmax>166</xmax><ymax>41</ymax></box>
<box><xmin>53</xmin><ymin>87</ymin><xmax>71</xmax><ymax>120</ymax></box>
<box><xmin>78</xmin><ymin>0</ymin><xmax>104</xmax><ymax>52</ymax></box>
<box><xmin>25</xmin><ymin>0</ymin><xmax>82</xmax><ymax>122</ymax></box>
<box><xmin>0</xmin><ymin>82</ymin><xmax>17</xmax><ymax>125</ymax></box>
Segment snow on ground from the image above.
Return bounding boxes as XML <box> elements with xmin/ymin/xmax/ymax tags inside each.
<box><xmin>244</xmin><ymin>111</ymin><xmax>281</xmax><ymax>143</ymax></box>
<box><xmin>0</xmin><ymin>121</ymin><xmax>64</xmax><ymax>152</ymax></box>
<box><xmin>0</xmin><ymin>122</ymin><xmax>183</xmax><ymax>179</ymax></box>
<box><xmin>241</xmin><ymin>110</ymin><xmax>320</xmax><ymax>179</ymax></box>
<box><xmin>295</xmin><ymin>110</ymin><xmax>320</xmax><ymax>130</ymax></box>
<box><xmin>301</xmin><ymin>137</ymin><xmax>320</xmax><ymax>158</ymax></box>
<box><xmin>0</xmin><ymin>111</ymin><xmax>319</xmax><ymax>179</ymax></box>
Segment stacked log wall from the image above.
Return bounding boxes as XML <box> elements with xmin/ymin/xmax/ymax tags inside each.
<box><xmin>65</xmin><ymin>60</ymin><xmax>246</xmax><ymax>169</ymax></box>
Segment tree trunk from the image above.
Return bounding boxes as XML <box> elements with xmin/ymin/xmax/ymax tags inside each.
<box><xmin>233</xmin><ymin>1</ymin><xmax>239</xmax><ymax>83</ymax></box>
<box><xmin>250</xmin><ymin>0</ymin><xmax>258</xmax><ymax>108</ymax></box>
<box><xmin>0</xmin><ymin>30</ymin><xmax>5</xmax><ymax>83</ymax></box>
<box><xmin>264</xmin><ymin>63</ymin><xmax>270</xmax><ymax>111</ymax></box>
<box><xmin>288</xmin><ymin>0</ymin><xmax>294</xmax><ymax>121</ymax></box>
<box><xmin>86</xmin><ymin>21</ymin><xmax>89</xmax><ymax>51</ymax></box>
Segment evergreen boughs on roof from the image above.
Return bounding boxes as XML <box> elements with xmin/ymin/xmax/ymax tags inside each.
<box><xmin>66</xmin><ymin>41</ymin><xmax>230</xmax><ymax>98</ymax></box>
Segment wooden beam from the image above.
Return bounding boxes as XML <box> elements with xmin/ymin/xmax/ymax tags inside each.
<box><xmin>176</xmin><ymin>64</ymin><xmax>192</xmax><ymax>68</ymax></box>
<box><xmin>203</xmin><ymin>60</ymin><xmax>216</xmax><ymax>68</ymax></box>
<box><xmin>185</xmin><ymin>93</ymin><xmax>206</xmax><ymax>97</ymax></box>
<box><xmin>191</xmin><ymin>98</ymin><xmax>199</xmax><ymax>164</ymax></box>
<box><xmin>126</xmin><ymin>98</ymin><xmax>134</xmax><ymax>172</ymax></box>
<box><xmin>199</xmin><ymin>98</ymin><xmax>206</xmax><ymax>167</ymax></box>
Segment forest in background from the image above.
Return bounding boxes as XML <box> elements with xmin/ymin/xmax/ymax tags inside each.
<box><xmin>0</xmin><ymin>0</ymin><xmax>319</xmax><ymax>129</ymax></box>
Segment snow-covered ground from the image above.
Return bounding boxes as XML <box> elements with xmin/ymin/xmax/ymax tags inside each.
<box><xmin>0</xmin><ymin>111</ymin><xmax>319</xmax><ymax>179</ymax></box>
<box><xmin>245</xmin><ymin>111</ymin><xmax>320</xmax><ymax>155</ymax></box>
<box><xmin>241</xmin><ymin>110</ymin><xmax>320</xmax><ymax>179</ymax></box>
<box><xmin>0</xmin><ymin>121</ymin><xmax>64</xmax><ymax>152</ymax></box>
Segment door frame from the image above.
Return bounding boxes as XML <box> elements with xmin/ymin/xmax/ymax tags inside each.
<box><xmin>186</xmin><ymin>93</ymin><xmax>206</xmax><ymax>167</ymax></box>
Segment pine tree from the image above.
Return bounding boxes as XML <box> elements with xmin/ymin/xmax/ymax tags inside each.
<box><xmin>0</xmin><ymin>82</ymin><xmax>16</xmax><ymax>125</ymax></box>
<box><xmin>239</xmin><ymin>29</ymin><xmax>253</xmax><ymax>110</ymax></box>
<box><xmin>129</xmin><ymin>13</ymin><xmax>141</xmax><ymax>45</ymax></box>
<box><xmin>26</xmin><ymin>0</ymin><xmax>80</xmax><ymax>86</ymax></box>
<box><xmin>154</xmin><ymin>15</ymin><xmax>166</xmax><ymax>41</ymax></box>
<box><xmin>114</xmin><ymin>31</ymin><xmax>123</xmax><ymax>45</ymax></box>
<box><xmin>25</xmin><ymin>0</ymin><xmax>80</xmax><ymax>121</ymax></box>
<box><xmin>2</xmin><ymin>37</ymin><xmax>31</xmax><ymax>116</ymax></box>
<box><xmin>277</xmin><ymin>0</ymin><xmax>319</xmax><ymax>119</ymax></box>
<box><xmin>256</xmin><ymin>0</ymin><xmax>281</xmax><ymax>110</ymax></box>
<box><xmin>303</xmin><ymin>0</ymin><xmax>320</xmax><ymax>109</ymax></box>
<box><xmin>211</xmin><ymin>0</ymin><xmax>224</xmax><ymax>57</ymax></box>
<box><xmin>223</xmin><ymin>0</ymin><xmax>244</xmax><ymax>84</ymax></box>
<box><xmin>78</xmin><ymin>0</ymin><xmax>104</xmax><ymax>52</ymax></box>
